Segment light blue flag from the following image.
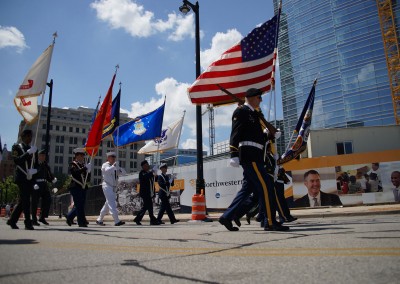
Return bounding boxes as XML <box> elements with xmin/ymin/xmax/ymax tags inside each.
<box><xmin>113</xmin><ymin>101</ymin><xmax>165</xmax><ymax>147</ymax></box>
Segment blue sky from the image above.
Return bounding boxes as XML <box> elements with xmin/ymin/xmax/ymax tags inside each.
<box><xmin>0</xmin><ymin>0</ymin><xmax>282</xmax><ymax>154</ymax></box>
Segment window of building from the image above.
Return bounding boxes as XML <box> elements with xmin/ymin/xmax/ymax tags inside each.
<box><xmin>134</xmin><ymin>152</ymin><xmax>137</xmax><ymax>159</ymax></box>
<box><xmin>56</xmin><ymin>125</ymin><xmax>59</xmax><ymax>131</ymax></box>
<box><xmin>76</xmin><ymin>127</ymin><xmax>79</xmax><ymax>133</ymax></box>
<box><xmin>134</xmin><ymin>144</ymin><xmax>137</xmax><ymax>150</ymax></box>
<box><xmin>74</xmin><ymin>137</ymin><xmax>77</xmax><ymax>144</ymax></box>
<box><xmin>336</xmin><ymin>141</ymin><xmax>353</xmax><ymax>155</ymax></box>
<box><xmin>69</xmin><ymin>127</ymin><xmax>73</xmax><ymax>132</ymax></box>
<box><xmin>42</xmin><ymin>124</ymin><xmax>46</xmax><ymax>130</ymax></box>
<box><xmin>63</xmin><ymin>126</ymin><xmax>66</xmax><ymax>131</ymax></box>
<box><xmin>82</xmin><ymin>128</ymin><xmax>86</xmax><ymax>134</ymax></box>
<box><xmin>82</xmin><ymin>138</ymin><xmax>86</xmax><ymax>145</ymax></box>
<box><xmin>130</xmin><ymin>152</ymin><xmax>133</xmax><ymax>159</ymax></box>
<box><xmin>69</xmin><ymin>147</ymin><xmax>73</xmax><ymax>154</ymax></box>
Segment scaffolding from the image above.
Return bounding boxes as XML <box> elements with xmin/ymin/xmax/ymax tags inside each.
<box><xmin>376</xmin><ymin>0</ymin><xmax>400</xmax><ymax>124</ymax></box>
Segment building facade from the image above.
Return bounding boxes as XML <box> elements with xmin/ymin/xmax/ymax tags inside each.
<box><xmin>274</xmin><ymin>0</ymin><xmax>399</xmax><ymax>147</ymax></box>
<box><xmin>20</xmin><ymin>106</ymin><xmax>145</xmax><ymax>185</ymax></box>
<box><xmin>305</xmin><ymin>125</ymin><xmax>400</xmax><ymax>157</ymax></box>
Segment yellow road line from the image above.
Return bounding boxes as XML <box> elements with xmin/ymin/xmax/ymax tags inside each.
<box><xmin>33</xmin><ymin>242</ymin><xmax>400</xmax><ymax>257</ymax></box>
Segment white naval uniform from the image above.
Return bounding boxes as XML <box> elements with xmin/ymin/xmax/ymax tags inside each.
<box><xmin>97</xmin><ymin>161</ymin><xmax>125</xmax><ymax>224</ymax></box>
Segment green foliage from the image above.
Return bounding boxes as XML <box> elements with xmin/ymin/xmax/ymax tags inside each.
<box><xmin>0</xmin><ymin>176</ymin><xmax>19</xmax><ymax>204</ymax></box>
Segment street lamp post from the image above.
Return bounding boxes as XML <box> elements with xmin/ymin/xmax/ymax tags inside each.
<box><xmin>179</xmin><ymin>1</ymin><xmax>205</xmax><ymax>196</ymax></box>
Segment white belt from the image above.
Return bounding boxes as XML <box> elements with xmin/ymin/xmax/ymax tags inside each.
<box><xmin>239</xmin><ymin>141</ymin><xmax>264</xmax><ymax>150</ymax></box>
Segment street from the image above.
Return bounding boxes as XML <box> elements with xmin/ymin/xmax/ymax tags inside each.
<box><xmin>0</xmin><ymin>214</ymin><xmax>399</xmax><ymax>284</ymax></box>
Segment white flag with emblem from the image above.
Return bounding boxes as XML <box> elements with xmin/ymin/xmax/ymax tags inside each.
<box><xmin>14</xmin><ymin>43</ymin><xmax>54</xmax><ymax>124</ymax></box>
<box><xmin>138</xmin><ymin>116</ymin><xmax>184</xmax><ymax>154</ymax></box>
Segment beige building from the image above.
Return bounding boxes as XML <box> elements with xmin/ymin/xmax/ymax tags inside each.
<box><xmin>306</xmin><ymin>125</ymin><xmax>400</xmax><ymax>158</ymax></box>
<box><xmin>20</xmin><ymin>106</ymin><xmax>145</xmax><ymax>185</ymax></box>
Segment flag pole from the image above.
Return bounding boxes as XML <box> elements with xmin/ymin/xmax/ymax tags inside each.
<box><xmin>171</xmin><ymin>111</ymin><xmax>186</xmax><ymax>176</ymax></box>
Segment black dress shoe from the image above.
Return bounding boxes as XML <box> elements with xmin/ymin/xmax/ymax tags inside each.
<box><xmin>25</xmin><ymin>225</ymin><xmax>35</xmax><ymax>230</ymax></box>
<box><xmin>245</xmin><ymin>214</ymin><xmax>251</xmax><ymax>225</ymax></box>
<box><xmin>133</xmin><ymin>219</ymin><xmax>142</xmax><ymax>225</ymax></box>
<box><xmin>39</xmin><ymin>218</ymin><xmax>49</xmax><ymax>225</ymax></box>
<box><xmin>96</xmin><ymin>221</ymin><xmax>106</xmax><ymax>226</ymax></box>
<box><xmin>285</xmin><ymin>216</ymin><xmax>298</xmax><ymax>223</ymax></box>
<box><xmin>32</xmin><ymin>221</ymin><xmax>40</xmax><ymax>226</ymax></box>
<box><xmin>171</xmin><ymin>220</ymin><xmax>180</xmax><ymax>224</ymax></box>
<box><xmin>115</xmin><ymin>221</ymin><xmax>125</xmax><ymax>226</ymax></box>
<box><xmin>233</xmin><ymin>218</ymin><xmax>241</xmax><ymax>227</ymax></box>
<box><xmin>7</xmin><ymin>220</ymin><xmax>19</xmax><ymax>229</ymax></box>
<box><xmin>264</xmin><ymin>224</ymin><xmax>290</xmax><ymax>231</ymax></box>
<box><xmin>218</xmin><ymin>217</ymin><xmax>239</xmax><ymax>231</ymax></box>
<box><xmin>157</xmin><ymin>220</ymin><xmax>165</xmax><ymax>224</ymax></box>
<box><xmin>66</xmin><ymin>218</ymin><xmax>72</xmax><ymax>226</ymax></box>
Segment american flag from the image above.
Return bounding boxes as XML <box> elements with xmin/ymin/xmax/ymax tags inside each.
<box><xmin>188</xmin><ymin>12</ymin><xmax>280</xmax><ymax>106</ymax></box>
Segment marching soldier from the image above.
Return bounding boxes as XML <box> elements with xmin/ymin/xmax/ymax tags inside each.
<box><xmin>96</xmin><ymin>151</ymin><xmax>125</xmax><ymax>226</ymax></box>
<box><xmin>218</xmin><ymin>88</ymin><xmax>289</xmax><ymax>232</ymax></box>
<box><xmin>133</xmin><ymin>160</ymin><xmax>160</xmax><ymax>225</ymax></box>
<box><xmin>31</xmin><ymin>149</ymin><xmax>57</xmax><ymax>226</ymax></box>
<box><xmin>156</xmin><ymin>163</ymin><xmax>180</xmax><ymax>224</ymax></box>
<box><xmin>65</xmin><ymin>148</ymin><xmax>91</xmax><ymax>227</ymax></box>
<box><xmin>7</xmin><ymin>129</ymin><xmax>38</xmax><ymax>230</ymax></box>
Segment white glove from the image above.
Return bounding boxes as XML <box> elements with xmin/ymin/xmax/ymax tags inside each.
<box><xmin>229</xmin><ymin>157</ymin><xmax>240</xmax><ymax>167</ymax></box>
<box><xmin>263</xmin><ymin>128</ymin><xmax>270</xmax><ymax>135</ymax></box>
<box><xmin>85</xmin><ymin>163</ymin><xmax>92</xmax><ymax>173</ymax></box>
<box><xmin>34</xmin><ymin>184</ymin><xmax>39</xmax><ymax>190</ymax></box>
<box><xmin>27</xmin><ymin>146</ymin><xmax>37</xmax><ymax>154</ymax></box>
<box><xmin>113</xmin><ymin>161</ymin><xmax>119</xmax><ymax>168</ymax></box>
<box><xmin>152</xmin><ymin>165</ymin><xmax>159</xmax><ymax>173</ymax></box>
<box><xmin>170</xmin><ymin>177</ymin><xmax>174</xmax><ymax>184</ymax></box>
<box><xmin>28</xmin><ymin>168</ymin><xmax>37</xmax><ymax>175</ymax></box>
<box><xmin>52</xmin><ymin>177</ymin><xmax>57</xmax><ymax>184</ymax></box>
<box><xmin>274</xmin><ymin>129</ymin><xmax>281</xmax><ymax>139</ymax></box>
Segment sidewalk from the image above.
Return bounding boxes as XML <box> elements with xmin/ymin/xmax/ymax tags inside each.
<box><xmin>44</xmin><ymin>202</ymin><xmax>400</xmax><ymax>223</ymax></box>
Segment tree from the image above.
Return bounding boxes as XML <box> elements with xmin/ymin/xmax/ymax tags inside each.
<box><xmin>0</xmin><ymin>176</ymin><xmax>19</xmax><ymax>204</ymax></box>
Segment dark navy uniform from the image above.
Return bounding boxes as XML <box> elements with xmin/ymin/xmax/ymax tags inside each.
<box><xmin>275</xmin><ymin>167</ymin><xmax>297</xmax><ymax>222</ymax></box>
<box><xmin>66</xmin><ymin>159</ymin><xmax>90</xmax><ymax>227</ymax></box>
<box><xmin>8</xmin><ymin>141</ymin><xmax>36</xmax><ymax>229</ymax></box>
<box><xmin>156</xmin><ymin>168</ymin><xmax>178</xmax><ymax>224</ymax></box>
<box><xmin>32</xmin><ymin>156</ymin><xmax>54</xmax><ymax>224</ymax></box>
<box><xmin>220</xmin><ymin>101</ymin><xmax>280</xmax><ymax>230</ymax></box>
<box><xmin>134</xmin><ymin>167</ymin><xmax>159</xmax><ymax>225</ymax></box>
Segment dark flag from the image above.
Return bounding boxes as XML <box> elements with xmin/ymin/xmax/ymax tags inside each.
<box><xmin>278</xmin><ymin>79</ymin><xmax>317</xmax><ymax>165</ymax></box>
<box><xmin>102</xmin><ymin>86</ymin><xmax>121</xmax><ymax>139</ymax></box>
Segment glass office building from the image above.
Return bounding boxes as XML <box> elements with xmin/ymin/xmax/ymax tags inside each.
<box><xmin>273</xmin><ymin>0</ymin><xmax>399</xmax><ymax>147</ymax></box>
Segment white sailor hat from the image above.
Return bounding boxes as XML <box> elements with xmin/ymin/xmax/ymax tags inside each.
<box><xmin>160</xmin><ymin>163</ymin><xmax>168</xmax><ymax>169</ymax></box>
<box><xmin>73</xmin><ymin>148</ymin><xmax>86</xmax><ymax>155</ymax></box>
<box><xmin>106</xmin><ymin>151</ymin><xmax>116</xmax><ymax>157</ymax></box>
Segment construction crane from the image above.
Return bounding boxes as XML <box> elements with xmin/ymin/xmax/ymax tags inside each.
<box><xmin>201</xmin><ymin>104</ymin><xmax>215</xmax><ymax>156</ymax></box>
<box><xmin>376</xmin><ymin>0</ymin><xmax>400</xmax><ymax>124</ymax></box>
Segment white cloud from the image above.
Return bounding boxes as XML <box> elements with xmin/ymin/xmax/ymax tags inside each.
<box><xmin>90</xmin><ymin>0</ymin><xmax>193</xmax><ymax>40</ymax></box>
<box><xmin>0</xmin><ymin>26</ymin><xmax>28</xmax><ymax>53</ymax></box>
<box><xmin>200</xmin><ymin>29</ymin><xmax>242</xmax><ymax>71</ymax></box>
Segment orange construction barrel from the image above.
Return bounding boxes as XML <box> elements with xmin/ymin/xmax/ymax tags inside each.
<box><xmin>192</xmin><ymin>194</ymin><xmax>206</xmax><ymax>220</ymax></box>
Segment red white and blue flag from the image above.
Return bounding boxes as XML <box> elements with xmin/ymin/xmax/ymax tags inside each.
<box><xmin>188</xmin><ymin>11</ymin><xmax>280</xmax><ymax>106</ymax></box>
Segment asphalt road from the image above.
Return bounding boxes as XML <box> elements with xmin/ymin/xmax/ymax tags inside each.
<box><xmin>0</xmin><ymin>215</ymin><xmax>399</xmax><ymax>284</ymax></box>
